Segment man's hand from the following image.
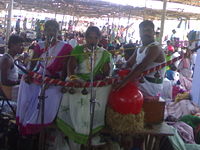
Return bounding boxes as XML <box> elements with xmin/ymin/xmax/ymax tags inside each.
<box><xmin>113</xmin><ymin>79</ymin><xmax>128</xmax><ymax>91</ymax></box>
<box><xmin>24</xmin><ymin>74</ymin><xmax>33</xmax><ymax>84</ymax></box>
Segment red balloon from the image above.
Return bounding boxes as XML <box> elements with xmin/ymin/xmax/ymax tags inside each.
<box><xmin>109</xmin><ymin>70</ymin><xmax>144</xmax><ymax>114</ymax></box>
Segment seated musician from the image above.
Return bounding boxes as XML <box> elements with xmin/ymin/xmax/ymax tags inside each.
<box><xmin>0</xmin><ymin>35</ymin><xmax>23</xmax><ymax>100</ymax></box>
<box><xmin>115</xmin><ymin>20</ymin><xmax>166</xmax><ymax>97</ymax></box>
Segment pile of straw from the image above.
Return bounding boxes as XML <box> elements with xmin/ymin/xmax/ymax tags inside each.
<box><xmin>106</xmin><ymin>107</ymin><xmax>144</xmax><ymax>134</ymax></box>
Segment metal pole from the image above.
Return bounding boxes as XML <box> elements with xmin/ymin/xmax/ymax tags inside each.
<box><xmin>125</xmin><ymin>10</ymin><xmax>131</xmax><ymax>43</ymax></box>
<box><xmin>5</xmin><ymin>0</ymin><xmax>13</xmax><ymax>45</ymax></box>
<box><xmin>38</xmin><ymin>37</ymin><xmax>53</xmax><ymax>150</ymax></box>
<box><xmin>61</xmin><ymin>14</ymin><xmax>65</xmax><ymax>31</ymax></box>
<box><xmin>159</xmin><ymin>0</ymin><xmax>168</xmax><ymax>44</ymax></box>
<box><xmin>88</xmin><ymin>45</ymin><xmax>97</xmax><ymax>149</ymax></box>
<box><xmin>54</xmin><ymin>5</ymin><xmax>58</xmax><ymax>19</ymax></box>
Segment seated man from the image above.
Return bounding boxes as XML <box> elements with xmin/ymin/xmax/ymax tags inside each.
<box><xmin>115</xmin><ymin>20</ymin><xmax>166</xmax><ymax>97</ymax></box>
<box><xmin>0</xmin><ymin>35</ymin><xmax>23</xmax><ymax>100</ymax></box>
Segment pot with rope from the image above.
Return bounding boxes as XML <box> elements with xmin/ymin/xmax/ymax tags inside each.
<box><xmin>106</xmin><ymin>69</ymin><xmax>144</xmax><ymax>134</ymax></box>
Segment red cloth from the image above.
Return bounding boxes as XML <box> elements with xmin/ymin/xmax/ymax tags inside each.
<box><xmin>168</xmin><ymin>45</ymin><xmax>175</xmax><ymax>52</ymax></box>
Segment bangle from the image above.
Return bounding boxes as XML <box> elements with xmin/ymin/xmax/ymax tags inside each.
<box><xmin>69</xmin><ymin>75</ymin><xmax>78</xmax><ymax>81</ymax></box>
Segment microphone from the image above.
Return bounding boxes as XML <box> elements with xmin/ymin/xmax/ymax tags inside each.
<box><xmin>46</xmin><ymin>35</ymin><xmax>55</xmax><ymax>49</ymax></box>
<box><xmin>90</xmin><ymin>44</ymin><xmax>97</xmax><ymax>51</ymax></box>
<box><xmin>50</xmin><ymin>36</ymin><xmax>54</xmax><ymax>44</ymax></box>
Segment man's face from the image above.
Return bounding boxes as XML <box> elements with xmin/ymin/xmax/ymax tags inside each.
<box><xmin>139</xmin><ymin>26</ymin><xmax>155</xmax><ymax>42</ymax></box>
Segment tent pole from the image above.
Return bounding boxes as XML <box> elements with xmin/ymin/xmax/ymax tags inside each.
<box><xmin>125</xmin><ymin>10</ymin><xmax>131</xmax><ymax>43</ymax></box>
<box><xmin>159</xmin><ymin>0</ymin><xmax>167</xmax><ymax>44</ymax></box>
<box><xmin>61</xmin><ymin>14</ymin><xmax>65</xmax><ymax>31</ymax></box>
<box><xmin>5</xmin><ymin>0</ymin><xmax>13</xmax><ymax>47</ymax></box>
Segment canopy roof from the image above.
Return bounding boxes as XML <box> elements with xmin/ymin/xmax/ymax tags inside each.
<box><xmin>0</xmin><ymin>0</ymin><xmax>200</xmax><ymax>19</ymax></box>
<box><xmin>168</xmin><ymin>0</ymin><xmax>200</xmax><ymax>7</ymax></box>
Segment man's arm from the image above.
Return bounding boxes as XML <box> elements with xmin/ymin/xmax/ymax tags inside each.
<box><xmin>115</xmin><ymin>45</ymin><xmax>162</xmax><ymax>90</ymax></box>
<box><xmin>125</xmin><ymin>50</ymin><xmax>137</xmax><ymax>68</ymax></box>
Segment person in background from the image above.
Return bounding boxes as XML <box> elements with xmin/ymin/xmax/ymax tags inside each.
<box><xmin>99</xmin><ymin>36</ymin><xmax>109</xmax><ymax>49</ymax></box>
<box><xmin>15</xmin><ymin>19</ymin><xmax>21</xmax><ymax>34</ymax></box>
<box><xmin>166</xmin><ymin>64</ymin><xmax>179</xmax><ymax>82</ymax></box>
<box><xmin>155</xmin><ymin>31</ymin><xmax>160</xmax><ymax>42</ymax></box>
<box><xmin>0</xmin><ymin>35</ymin><xmax>24</xmax><ymax>100</ymax></box>
<box><xmin>0</xmin><ymin>34</ymin><xmax>5</xmax><ymax>55</ymax></box>
<box><xmin>165</xmin><ymin>40</ymin><xmax>175</xmax><ymax>53</ymax></box>
<box><xmin>177</xmin><ymin>50</ymin><xmax>192</xmax><ymax>91</ymax></box>
<box><xmin>68</xmin><ymin>33</ymin><xmax>78</xmax><ymax>48</ymax></box>
<box><xmin>23</xmin><ymin>18</ymin><xmax>27</xmax><ymax>31</ymax></box>
<box><xmin>31</xmin><ymin>18</ymin><xmax>35</xmax><ymax>30</ymax></box>
<box><xmin>170</xmin><ymin>29</ymin><xmax>177</xmax><ymax>44</ymax></box>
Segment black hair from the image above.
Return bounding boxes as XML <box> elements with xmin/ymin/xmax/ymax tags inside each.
<box><xmin>167</xmin><ymin>40</ymin><xmax>171</xmax><ymax>44</ymax></box>
<box><xmin>172</xmin><ymin>29</ymin><xmax>176</xmax><ymax>32</ymax></box>
<box><xmin>44</xmin><ymin>20</ymin><xmax>59</xmax><ymax>31</ymax></box>
<box><xmin>139</xmin><ymin>20</ymin><xmax>154</xmax><ymax>29</ymax></box>
<box><xmin>8</xmin><ymin>34</ymin><xmax>23</xmax><ymax>49</ymax></box>
<box><xmin>156</xmin><ymin>32</ymin><xmax>160</xmax><ymax>35</ymax></box>
<box><xmin>85</xmin><ymin>26</ymin><xmax>101</xmax><ymax>38</ymax></box>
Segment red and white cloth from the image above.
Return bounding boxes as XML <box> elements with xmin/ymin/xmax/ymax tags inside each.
<box><xmin>16</xmin><ymin>41</ymin><xmax>72</xmax><ymax>135</ymax></box>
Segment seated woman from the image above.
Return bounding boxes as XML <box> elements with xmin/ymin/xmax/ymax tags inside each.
<box><xmin>16</xmin><ymin>20</ymin><xmax>72</xmax><ymax>135</ymax></box>
<box><xmin>0</xmin><ymin>34</ymin><xmax>23</xmax><ymax>100</ymax></box>
<box><xmin>177</xmin><ymin>50</ymin><xmax>192</xmax><ymax>91</ymax></box>
<box><xmin>56</xmin><ymin>26</ymin><xmax>113</xmax><ymax>149</ymax></box>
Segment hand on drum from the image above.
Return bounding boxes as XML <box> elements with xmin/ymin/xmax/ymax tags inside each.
<box><xmin>113</xmin><ymin>79</ymin><xmax>128</xmax><ymax>91</ymax></box>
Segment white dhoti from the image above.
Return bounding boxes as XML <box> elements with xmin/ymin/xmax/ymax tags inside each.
<box><xmin>139</xmin><ymin>78</ymin><xmax>163</xmax><ymax>97</ymax></box>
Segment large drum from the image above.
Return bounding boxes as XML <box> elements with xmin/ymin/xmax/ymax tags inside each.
<box><xmin>106</xmin><ymin>70</ymin><xmax>144</xmax><ymax>133</ymax></box>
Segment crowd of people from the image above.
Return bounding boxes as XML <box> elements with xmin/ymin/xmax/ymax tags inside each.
<box><xmin>0</xmin><ymin>19</ymin><xmax>200</xmax><ymax>150</ymax></box>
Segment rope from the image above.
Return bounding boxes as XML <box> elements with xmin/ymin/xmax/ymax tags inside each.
<box><xmin>26</xmin><ymin>53</ymin><xmax>184</xmax><ymax>88</ymax></box>
<box><xmin>25</xmin><ymin>46</ymin><xmax>135</xmax><ymax>62</ymax></box>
